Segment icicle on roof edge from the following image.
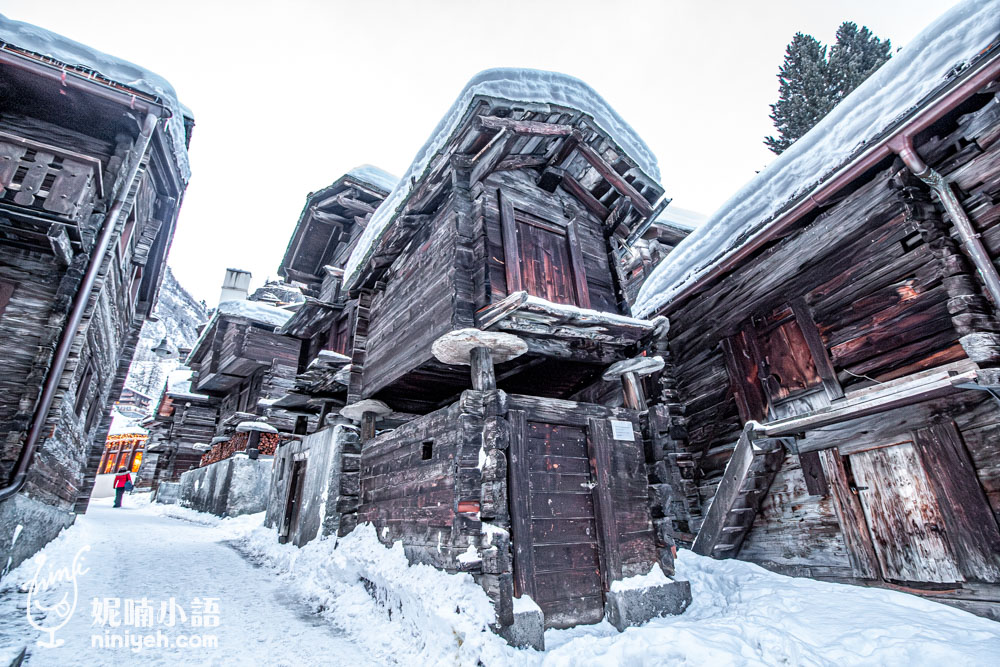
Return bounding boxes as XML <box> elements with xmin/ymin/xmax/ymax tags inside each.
<box><xmin>343</xmin><ymin>67</ymin><xmax>661</xmax><ymax>289</ymax></box>
<box><xmin>634</xmin><ymin>0</ymin><xmax>1000</xmax><ymax>317</ymax></box>
<box><xmin>0</xmin><ymin>13</ymin><xmax>192</xmax><ymax>183</ymax></box>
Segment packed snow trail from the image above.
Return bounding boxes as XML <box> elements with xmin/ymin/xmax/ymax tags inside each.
<box><xmin>3</xmin><ymin>494</ymin><xmax>1000</xmax><ymax>666</ymax></box>
<box><xmin>0</xmin><ymin>495</ymin><xmax>377</xmax><ymax>666</ymax></box>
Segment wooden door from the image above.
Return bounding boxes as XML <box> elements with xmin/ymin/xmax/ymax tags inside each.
<box><xmin>281</xmin><ymin>460</ymin><xmax>307</xmax><ymax>544</ymax></box>
<box><xmin>508</xmin><ymin>413</ymin><xmax>604</xmax><ymax>628</ymax></box>
<box><xmin>517</xmin><ymin>221</ymin><xmax>577</xmax><ymax>306</ymax></box>
<box><xmin>850</xmin><ymin>442</ymin><xmax>964</xmax><ymax>584</ymax></box>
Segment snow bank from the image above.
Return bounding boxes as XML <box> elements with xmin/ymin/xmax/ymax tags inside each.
<box><xmin>344</xmin><ymin>67</ymin><xmax>661</xmax><ymax>288</ymax></box>
<box><xmin>346</xmin><ymin>164</ymin><xmax>398</xmax><ymax>194</ymax></box>
<box><xmin>0</xmin><ymin>14</ymin><xmax>192</xmax><ymax>182</ymax></box>
<box><xmin>635</xmin><ymin>0</ymin><xmax>1000</xmax><ymax>316</ymax></box>
<box><xmin>239</xmin><ymin>523</ymin><xmax>520</xmax><ymax>665</ymax></box>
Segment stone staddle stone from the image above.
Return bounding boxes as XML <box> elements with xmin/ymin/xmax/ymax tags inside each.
<box><xmin>340</xmin><ymin>399</ymin><xmax>392</xmax><ymax>422</ymax></box>
<box><xmin>431</xmin><ymin>328</ymin><xmax>528</xmax><ymax>366</ymax></box>
<box><xmin>602</xmin><ymin>355</ymin><xmax>665</xmax><ymax>381</ymax></box>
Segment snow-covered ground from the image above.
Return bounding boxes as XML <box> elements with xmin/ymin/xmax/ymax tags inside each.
<box><xmin>2</xmin><ymin>497</ymin><xmax>998</xmax><ymax>666</ymax></box>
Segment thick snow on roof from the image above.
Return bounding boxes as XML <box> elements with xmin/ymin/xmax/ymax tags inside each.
<box><xmin>346</xmin><ymin>164</ymin><xmax>398</xmax><ymax>194</ymax></box>
<box><xmin>217</xmin><ymin>299</ymin><xmax>294</xmax><ymax>328</ymax></box>
<box><xmin>656</xmin><ymin>206</ymin><xmax>707</xmax><ymax>231</ymax></box>
<box><xmin>344</xmin><ymin>67</ymin><xmax>661</xmax><ymax>288</ymax></box>
<box><xmin>635</xmin><ymin>0</ymin><xmax>1000</xmax><ymax>317</ymax></box>
<box><xmin>0</xmin><ymin>14</ymin><xmax>191</xmax><ymax>182</ymax></box>
<box><xmin>108</xmin><ymin>410</ymin><xmax>147</xmax><ymax>436</ymax></box>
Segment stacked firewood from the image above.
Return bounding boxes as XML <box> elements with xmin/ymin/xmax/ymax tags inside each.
<box><xmin>199</xmin><ymin>432</ymin><xmax>281</xmax><ymax>466</ymax></box>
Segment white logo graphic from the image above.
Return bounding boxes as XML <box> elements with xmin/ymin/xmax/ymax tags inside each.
<box><xmin>24</xmin><ymin>546</ymin><xmax>90</xmax><ymax>648</ymax></box>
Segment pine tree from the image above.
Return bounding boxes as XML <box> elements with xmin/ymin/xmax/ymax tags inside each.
<box><xmin>764</xmin><ymin>33</ymin><xmax>831</xmax><ymax>155</ymax></box>
<box><xmin>764</xmin><ymin>22</ymin><xmax>891</xmax><ymax>155</ymax></box>
<box><xmin>828</xmin><ymin>22</ymin><xmax>892</xmax><ymax>98</ymax></box>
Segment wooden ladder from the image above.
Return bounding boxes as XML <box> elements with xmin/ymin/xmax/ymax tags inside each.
<box><xmin>692</xmin><ymin>426</ymin><xmax>786</xmax><ymax>558</ymax></box>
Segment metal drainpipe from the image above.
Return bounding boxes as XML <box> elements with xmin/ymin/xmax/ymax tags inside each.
<box><xmin>890</xmin><ymin>136</ymin><xmax>1000</xmax><ymax>309</ymax></box>
<box><xmin>0</xmin><ymin>110</ymin><xmax>160</xmax><ymax>503</ymax></box>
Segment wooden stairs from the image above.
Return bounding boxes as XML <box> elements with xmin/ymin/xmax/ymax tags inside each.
<box><xmin>692</xmin><ymin>426</ymin><xmax>787</xmax><ymax>558</ymax></box>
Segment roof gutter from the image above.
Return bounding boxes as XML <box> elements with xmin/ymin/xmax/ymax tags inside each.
<box><xmin>663</xmin><ymin>50</ymin><xmax>1000</xmax><ymax>313</ymax></box>
<box><xmin>0</xmin><ymin>43</ymin><xmax>171</xmax><ymax>118</ymax></box>
<box><xmin>0</xmin><ymin>110</ymin><xmax>160</xmax><ymax>503</ymax></box>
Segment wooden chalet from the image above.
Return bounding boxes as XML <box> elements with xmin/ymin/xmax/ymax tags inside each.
<box><xmin>274</xmin><ymin>166</ymin><xmax>396</xmax><ymax>424</ymax></box>
<box><xmin>0</xmin><ymin>16</ymin><xmax>191</xmax><ymax>570</ymax></box>
<box><xmin>634</xmin><ymin>3</ymin><xmax>1000</xmax><ymax>621</ymax></box>
<box><xmin>184</xmin><ymin>288</ymin><xmax>307</xmax><ymax>457</ymax></box>
<box><xmin>267</xmin><ymin>69</ymin><xmax>697</xmax><ymax>639</ymax></box>
<box><xmin>139</xmin><ymin>368</ymin><xmax>215</xmax><ymax>490</ymax></box>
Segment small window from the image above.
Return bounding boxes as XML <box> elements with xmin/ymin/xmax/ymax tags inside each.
<box><xmin>421</xmin><ymin>440</ymin><xmax>434</xmax><ymax>460</ymax></box>
<box><xmin>75</xmin><ymin>360</ymin><xmax>95</xmax><ymax>416</ymax></box>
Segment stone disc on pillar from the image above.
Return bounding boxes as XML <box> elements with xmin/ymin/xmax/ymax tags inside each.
<box><xmin>340</xmin><ymin>399</ymin><xmax>392</xmax><ymax>422</ymax></box>
<box><xmin>431</xmin><ymin>328</ymin><xmax>528</xmax><ymax>366</ymax></box>
<box><xmin>602</xmin><ymin>355</ymin><xmax>665</xmax><ymax>381</ymax></box>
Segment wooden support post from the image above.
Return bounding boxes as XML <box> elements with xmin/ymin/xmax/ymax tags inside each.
<box><xmin>470</xmin><ymin>345</ymin><xmax>496</xmax><ymax>391</ymax></box>
<box><xmin>360</xmin><ymin>411</ymin><xmax>376</xmax><ymax>443</ymax></box>
<box><xmin>621</xmin><ymin>371</ymin><xmax>645</xmax><ymax>410</ymax></box>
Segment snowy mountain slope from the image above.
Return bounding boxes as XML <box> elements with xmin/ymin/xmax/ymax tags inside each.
<box><xmin>123</xmin><ymin>267</ymin><xmax>209</xmax><ymax>409</ymax></box>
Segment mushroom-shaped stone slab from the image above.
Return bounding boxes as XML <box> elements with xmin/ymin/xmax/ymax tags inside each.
<box><xmin>432</xmin><ymin>328</ymin><xmax>528</xmax><ymax>366</ymax></box>
<box><xmin>340</xmin><ymin>399</ymin><xmax>392</xmax><ymax>422</ymax></box>
<box><xmin>236</xmin><ymin>420</ymin><xmax>279</xmax><ymax>434</ymax></box>
<box><xmin>602</xmin><ymin>355</ymin><xmax>665</xmax><ymax>382</ymax></box>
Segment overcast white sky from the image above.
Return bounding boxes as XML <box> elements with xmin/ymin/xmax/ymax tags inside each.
<box><xmin>5</xmin><ymin>0</ymin><xmax>963</xmax><ymax>303</ymax></box>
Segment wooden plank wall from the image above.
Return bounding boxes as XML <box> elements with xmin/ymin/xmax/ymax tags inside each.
<box><xmin>362</xmin><ymin>203</ymin><xmax>459</xmax><ymax>399</ymax></box>
<box><xmin>358</xmin><ymin>400</ymin><xmax>480</xmax><ymax>570</ymax></box>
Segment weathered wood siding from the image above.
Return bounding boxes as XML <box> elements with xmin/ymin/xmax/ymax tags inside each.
<box><xmin>362</xmin><ymin>202</ymin><xmax>459</xmax><ymax>399</ymax></box>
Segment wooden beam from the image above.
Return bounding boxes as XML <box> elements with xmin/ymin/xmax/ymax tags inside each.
<box><xmin>588</xmin><ymin>417</ymin><xmax>623</xmax><ymax>588</ymax></box>
<box><xmin>47</xmin><ymin>224</ymin><xmax>73</xmax><ymax>266</ymax></box>
<box><xmin>566</xmin><ymin>221</ymin><xmax>591</xmax><ymax>309</ymax></box>
<box><xmin>791</xmin><ymin>297</ymin><xmax>844</xmax><ymax>400</ymax></box>
<box><xmin>475</xmin><ymin>290</ymin><xmax>529</xmax><ymax>331</ymax></box>
<box><xmin>817</xmin><ymin>448</ymin><xmax>881</xmax><ymax>579</ymax></box>
<box><xmin>760</xmin><ymin>363</ymin><xmax>978</xmax><ymax>438</ymax></box>
<box><xmin>495</xmin><ymin>154</ymin><xmax>549</xmax><ymax>172</ymax></box>
<box><xmin>498</xmin><ymin>190</ymin><xmax>522</xmax><ymax>294</ymax></box>
<box><xmin>561</xmin><ymin>173</ymin><xmax>610</xmax><ymax>220</ymax></box>
<box><xmin>469</xmin><ymin>128</ymin><xmax>516</xmax><ymax>185</ymax></box>
<box><xmin>506</xmin><ymin>410</ymin><xmax>536</xmax><ymax>599</ymax></box>
<box><xmin>334</xmin><ymin>193</ymin><xmax>376</xmax><ymax>215</ymax></box>
<box><xmin>478</xmin><ymin>115</ymin><xmax>575</xmax><ymax>136</ymax></box>
<box><xmin>575</xmin><ymin>142</ymin><xmax>653</xmax><ymax>216</ymax></box>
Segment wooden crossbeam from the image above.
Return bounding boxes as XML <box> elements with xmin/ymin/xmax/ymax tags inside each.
<box><xmin>575</xmin><ymin>142</ymin><xmax>653</xmax><ymax>216</ymax></box>
<box><xmin>478</xmin><ymin>115</ymin><xmax>576</xmax><ymax>136</ymax></box>
<box><xmin>560</xmin><ymin>173</ymin><xmax>610</xmax><ymax>220</ymax></box>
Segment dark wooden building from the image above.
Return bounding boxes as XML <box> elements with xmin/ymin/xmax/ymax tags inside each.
<box><xmin>0</xmin><ymin>16</ymin><xmax>192</xmax><ymax>571</ymax></box>
<box><xmin>140</xmin><ymin>368</ymin><xmax>215</xmax><ymax>490</ymax></box>
<box><xmin>268</xmin><ymin>70</ymin><xmax>695</xmax><ymax>639</ymax></box>
<box><xmin>634</xmin><ymin>5</ymin><xmax>1000</xmax><ymax>620</ymax></box>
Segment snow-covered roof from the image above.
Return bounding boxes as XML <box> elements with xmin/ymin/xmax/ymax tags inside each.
<box><xmin>108</xmin><ymin>410</ymin><xmax>147</xmax><ymax>436</ymax></box>
<box><xmin>656</xmin><ymin>206</ymin><xmax>706</xmax><ymax>231</ymax></box>
<box><xmin>185</xmin><ymin>300</ymin><xmax>294</xmax><ymax>364</ymax></box>
<box><xmin>634</xmin><ymin>0</ymin><xmax>1000</xmax><ymax>317</ymax></box>
<box><xmin>0</xmin><ymin>14</ymin><xmax>192</xmax><ymax>183</ymax></box>
<box><xmin>344</xmin><ymin>67</ymin><xmax>661</xmax><ymax>288</ymax></box>
<box><xmin>217</xmin><ymin>299</ymin><xmax>294</xmax><ymax>328</ymax></box>
<box><xmin>346</xmin><ymin>164</ymin><xmax>398</xmax><ymax>194</ymax></box>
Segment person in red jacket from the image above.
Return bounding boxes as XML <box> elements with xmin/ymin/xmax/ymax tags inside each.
<box><xmin>113</xmin><ymin>466</ymin><xmax>132</xmax><ymax>508</ymax></box>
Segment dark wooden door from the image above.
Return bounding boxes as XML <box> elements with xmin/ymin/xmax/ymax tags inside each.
<box><xmin>517</xmin><ymin>220</ymin><xmax>577</xmax><ymax>306</ymax></box>
<box><xmin>508</xmin><ymin>412</ymin><xmax>604</xmax><ymax>628</ymax></box>
<box><xmin>850</xmin><ymin>442</ymin><xmax>964</xmax><ymax>584</ymax></box>
<box><xmin>281</xmin><ymin>460</ymin><xmax>307</xmax><ymax>544</ymax></box>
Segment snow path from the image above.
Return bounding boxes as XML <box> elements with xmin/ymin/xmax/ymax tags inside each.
<box><xmin>0</xmin><ymin>495</ymin><xmax>376</xmax><ymax>666</ymax></box>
